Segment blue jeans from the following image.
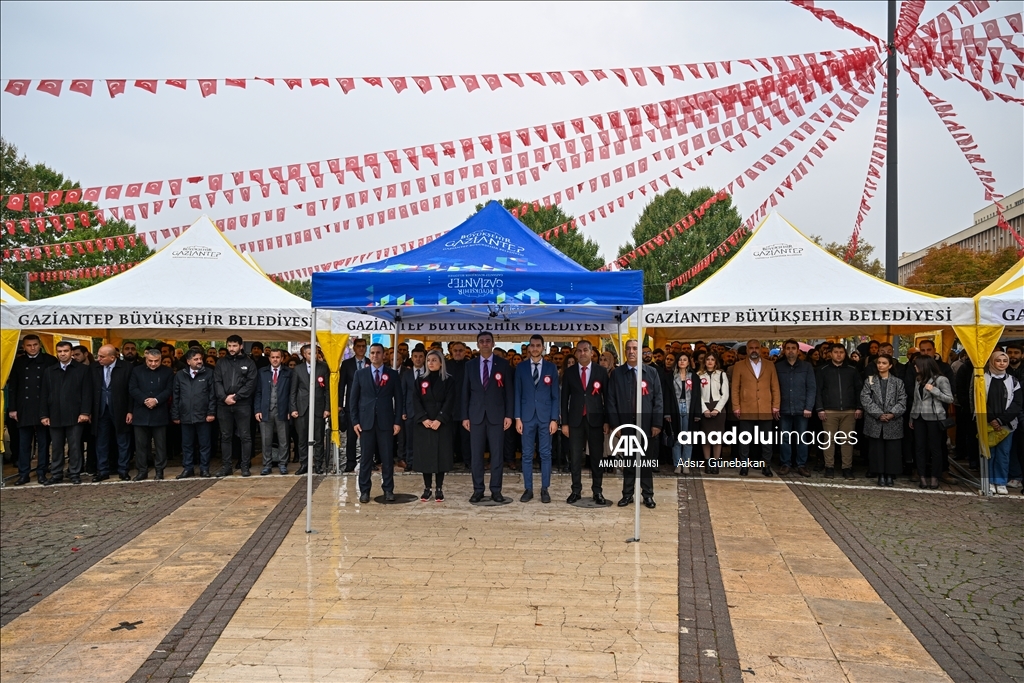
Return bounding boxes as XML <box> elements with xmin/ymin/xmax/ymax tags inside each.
<box><xmin>989</xmin><ymin>432</ymin><xmax>1014</xmax><ymax>485</ymax></box>
<box><xmin>671</xmin><ymin>401</ymin><xmax>691</xmax><ymax>467</ymax></box>
<box><xmin>778</xmin><ymin>414</ymin><xmax>810</xmax><ymax>467</ymax></box>
<box><xmin>181</xmin><ymin>422</ymin><xmax>213</xmax><ymax>472</ymax></box>
<box><xmin>521</xmin><ymin>418</ymin><xmax>552</xmax><ymax>490</ymax></box>
<box><xmin>96</xmin><ymin>408</ymin><xmax>131</xmax><ymax>475</ymax></box>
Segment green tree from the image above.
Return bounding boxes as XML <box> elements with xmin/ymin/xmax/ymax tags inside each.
<box><xmin>1</xmin><ymin>138</ymin><xmax>150</xmax><ymax>299</ymax></box>
<box><xmin>476</xmin><ymin>198</ymin><xmax>604</xmax><ymax>270</ymax></box>
<box><xmin>809</xmin><ymin>235</ymin><xmax>884</xmax><ymax>278</ymax></box>
<box><xmin>906</xmin><ymin>244</ymin><xmax>1018</xmax><ymax>297</ymax></box>
<box><xmin>278</xmin><ymin>278</ymin><xmax>311</xmax><ymax>301</ymax></box>
<box><xmin>617</xmin><ymin>187</ymin><xmax>745</xmax><ymax>302</ymax></box>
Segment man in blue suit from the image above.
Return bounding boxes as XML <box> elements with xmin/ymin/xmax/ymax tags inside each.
<box><xmin>514</xmin><ymin>335</ymin><xmax>559</xmax><ymax>503</ymax></box>
<box><xmin>350</xmin><ymin>343</ymin><xmax>403</xmax><ymax>503</ymax></box>
<box><xmin>462</xmin><ymin>331</ymin><xmax>514</xmax><ymax>503</ymax></box>
<box><xmin>254</xmin><ymin>349</ymin><xmax>292</xmax><ymax>475</ymax></box>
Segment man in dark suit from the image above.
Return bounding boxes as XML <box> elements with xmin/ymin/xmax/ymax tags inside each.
<box><xmin>350</xmin><ymin>343</ymin><xmax>403</xmax><ymax>502</ymax></box>
<box><xmin>400</xmin><ymin>344</ymin><xmax>428</xmax><ymax>470</ymax></box>
<box><xmin>514</xmin><ymin>335</ymin><xmax>560</xmax><ymax>503</ymax></box>
<box><xmin>607</xmin><ymin>340</ymin><xmax>663</xmax><ymax>509</ymax></box>
<box><xmin>339</xmin><ymin>337</ymin><xmax>368</xmax><ymax>472</ymax></box>
<box><xmin>129</xmin><ymin>348</ymin><xmax>174</xmax><ymax>480</ymax></box>
<box><xmin>290</xmin><ymin>343</ymin><xmax>330</xmax><ymax>475</ymax></box>
<box><xmin>447</xmin><ymin>342</ymin><xmax>471</xmax><ymax>468</ymax></box>
<box><xmin>255</xmin><ymin>349</ymin><xmax>292</xmax><ymax>475</ymax></box>
<box><xmin>7</xmin><ymin>334</ymin><xmax>58</xmax><ymax>485</ymax></box>
<box><xmin>213</xmin><ymin>334</ymin><xmax>258</xmax><ymax>477</ymax></box>
<box><xmin>92</xmin><ymin>344</ymin><xmax>133</xmax><ymax>481</ymax></box>
<box><xmin>462</xmin><ymin>331</ymin><xmax>514</xmax><ymax>502</ymax></box>
<box><xmin>560</xmin><ymin>339</ymin><xmax>610</xmax><ymax>504</ymax></box>
<box><xmin>40</xmin><ymin>341</ymin><xmax>92</xmax><ymax>485</ymax></box>
<box><xmin>172</xmin><ymin>349</ymin><xmax>217</xmax><ymax>478</ymax></box>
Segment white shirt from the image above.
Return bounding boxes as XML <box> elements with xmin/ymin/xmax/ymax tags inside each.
<box><xmin>750</xmin><ymin>358</ymin><xmax>762</xmax><ymax>379</ymax></box>
<box><xmin>578</xmin><ymin>361</ymin><xmax>592</xmax><ymax>383</ymax></box>
<box><xmin>60</xmin><ymin>362</ymin><xmax>70</xmax><ymax>371</ymax></box>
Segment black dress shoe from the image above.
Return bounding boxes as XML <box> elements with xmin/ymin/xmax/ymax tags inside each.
<box><xmin>119</xmin><ymin>472</ymin><xmax>131</xmax><ymax>481</ymax></box>
<box><xmin>384</xmin><ymin>491</ymin><xmax>395</xmax><ymax>502</ymax></box>
<box><xmin>261</xmin><ymin>467</ymin><xmax>273</xmax><ymax>476</ymax></box>
<box><xmin>520</xmin><ymin>489</ymin><xmax>533</xmax><ymax>502</ymax></box>
<box><xmin>885</xmin><ymin>475</ymin><xmax>894</xmax><ymax>487</ymax></box>
<box><xmin>566</xmin><ymin>492</ymin><xmax>581</xmax><ymax>504</ymax></box>
<box><xmin>617</xmin><ymin>495</ymin><xmax>633</xmax><ymax>507</ymax></box>
<box><xmin>824</xmin><ymin>467</ymin><xmax>835</xmax><ymax>479</ymax></box>
<box><xmin>42</xmin><ymin>477</ymin><xmax>61</xmax><ymax>486</ymax></box>
<box><xmin>491</xmin><ymin>492</ymin><xmax>506</xmax><ymax>503</ymax></box>
<box><xmin>359</xmin><ymin>492</ymin><xmax>370</xmax><ymax>503</ymax></box>
<box><xmin>71</xmin><ymin>475</ymin><xmax>82</xmax><ymax>484</ymax></box>
<box><xmin>296</xmin><ymin>464</ymin><xmax>308</xmax><ymax>475</ymax></box>
<box><xmin>593</xmin><ymin>493</ymin><xmax>607</xmax><ymax>505</ymax></box>
<box><xmin>877</xmin><ymin>475</ymin><xmax>885</xmax><ymax>486</ymax></box>
<box><xmin>155</xmin><ymin>470</ymin><xmax>164</xmax><ymax>480</ymax></box>
<box><xmin>15</xmin><ymin>476</ymin><xmax>30</xmax><ymax>486</ymax></box>
<box><xmin>739</xmin><ymin>468</ymin><xmax>749</xmax><ymax>476</ymax></box>
<box><xmin>132</xmin><ymin>473</ymin><xmax>148</xmax><ymax>482</ymax></box>
<box><xmin>469</xmin><ymin>492</ymin><xmax>484</xmax><ymax>503</ymax></box>
<box><xmin>343</xmin><ymin>465</ymin><xmax>356</xmax><ymax>473</ymax></box>
<box><xmin>842</xmin><ymin>468</ymin><xmax>855</xmax><ymax>480</ymax></box>
<box><xmin>540</xmin><ymin>488</ymin><xmax>551</xmax><ymax>504</ymax></box>
<box><xmin>762</xmin><ymin>467</ymin><xmax>773</xmax><ymax>477</ymax></box>
<box><xmin>92</xmin><ymin>473</ymin><xmax>109</xmax><ymax>483</ymax></box>
<box><xmin>176</xmin><ymin>470</ymin><xmax>194</xmax><ymax>480</ymax></box>
<box><xmin>215</xmin><ymin>468</ymin><xmax>232</xmax><ymax>478</ymax></box>
<box><xmin>241</xmin><ymin>468</ymin><xmax>251</xmax><ymax>478</ymax></box>
<box><xmin>643</xmin><ymin>496</ymin><xmax>656</xmax><ymax>509</ymax></box>
<box><xmin>199</xmin><ymin>470</ymin><xmax>212</xmax><ymax>478</ymax></box>
<box><xmin>279</xmin><ymin>466</ymin><xmax>288</xmax><ymax>475</ymax></box>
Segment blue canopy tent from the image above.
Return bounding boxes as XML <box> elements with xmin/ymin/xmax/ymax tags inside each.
<box><xmin>311</xmin><ymin>201</ymin><xmax>643</xmax><ymax>331</ymax></box>
<box><xmin>309</xmin><ymin>201</ymin><xmax>649</xmax><ymax>540</ymax></box>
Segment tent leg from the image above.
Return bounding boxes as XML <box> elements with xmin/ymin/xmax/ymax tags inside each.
<box><xmin>629</xmin><ymin>306</ymin><xmax>644</xmax><ymax>544</ymax></box>
<box><xmin>981</xmin><ymin>452</ymin><xmax>990</xmax><ymax>497</ymax></box>
<box><xmin>307</xmin><ymin>310</ymin><xmax>317</xmax><ymax>533</ymax></box>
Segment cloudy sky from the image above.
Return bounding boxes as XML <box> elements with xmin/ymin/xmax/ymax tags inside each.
<box><xmin>1</xmin><ymin>1</ymin><xmax>1021</xmax><ymax>277</ymax></box>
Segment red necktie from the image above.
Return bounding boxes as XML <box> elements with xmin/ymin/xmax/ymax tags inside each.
<box><xmin>272</xmin><ymin>368</ymin><xmax>278</xmax><ymax>385</ymax></box>
<box><xmin>581</xmin><ymin>366</ymin><xmax>588</xmax><ymax>415</ymax></box>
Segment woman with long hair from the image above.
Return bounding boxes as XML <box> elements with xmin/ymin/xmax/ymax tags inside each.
<box><xmin>861</xmin><ymin>354</ymin><xmax>907</xmax><ymax>487</ymax></box>
<box><xmin>413</xmin><ymin>349</ymin><xmax>457</xmax><ymax>501</ymax></box>
<box><xmin>909</xmin><ymin>356</ymin><xmax>954</xmax><ymax>489</ymax></box>
<box><xmin>669</xmin><ymin>352</ymin><xmax>700</xmax><ymax>475</ymax></box>
<box><xmin>976</xmin><ymin>350</ymin><xmax>1022</xmax><ymax>495</ymax></box>
<box><xmin>697</xmin><ymin>351</ymin><xmax>729</xmax><ymax>474</ymax></box>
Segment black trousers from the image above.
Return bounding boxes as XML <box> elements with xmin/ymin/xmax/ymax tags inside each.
<box><xmin>914</xmin><ymin>418</ymin><xmax>944</xmax><ymax>478</ymax></box>
<box><xmin>343</xmin><ymin>418</ymin><xmax>358</xmax><ymax>469</ymax></box>
<box><xmin>868</xmin><ymin>436</ymin><xmax>902</xmax><ymax>475</ymax></box>
<box><xmin>217</xmin><ymin>403</ymin><xmax>252</xmax><ymax>471</ymax></box>
<box><xmin>955</xmin><ymin>408</ymin><xmax>979</xmax><ymax>468</ymax></box>
<box><xmin>622</xmin><ymin>464</ymin><xmax>654</xmax><ymax>498</ymax></box>
<box><xmin>358</xmin><ymin>426</ymin><xmax>394</xmax><ymax>494</ymax></box>
<box><xmin>49</xmin><ymin>424</ymin><xmax>84</xmax><ymax>478</ymax></box>
<box><xmin>470</xmin><ymin>420</ymin><xmax>505</xmax><ymax>494</ymax></box>
<box><xmin>569</xmin><ymin>421</ymin><xmax>605</xmax><ymax>495</ymax></box>
<box><xmin>135</xmin><ymin>425</ymin><xmax>167</xmax><ymax>473</ymax></box>
<box><xmin>738</xmin><ymin>419</ymin><xmax>774</xmax><ymax>467</ymax></box>
<box><xmin>295</xmin><ymin>413</ymin><xmax>325</xmax><ymax>469</ymax></box>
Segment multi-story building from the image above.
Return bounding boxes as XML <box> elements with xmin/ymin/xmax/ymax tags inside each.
<box><xmin>898</xmin><ymin>187</ymin><xmax>1024</xmax><ymax>285</ymax></box>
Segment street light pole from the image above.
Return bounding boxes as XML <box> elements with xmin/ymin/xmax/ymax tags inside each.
<box><xmin>885</xmin><ymin>0</ymin><xmax>899</xmax><ymax>285</ymax></box>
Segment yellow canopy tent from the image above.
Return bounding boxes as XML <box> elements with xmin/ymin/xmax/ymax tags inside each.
<box><xmin>953</xmin><ymin>258</ymin><xmax>1024</xmax><ymax>474</ymax></box>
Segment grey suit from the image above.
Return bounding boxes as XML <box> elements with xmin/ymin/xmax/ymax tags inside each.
<box><xmin>290</xmin><ymin>361</ymin><xmax>330</xmax><ymax>470</ymax></box>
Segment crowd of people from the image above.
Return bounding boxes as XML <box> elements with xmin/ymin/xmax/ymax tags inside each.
<box><xmin>4</xmin><ymin>332</ymin><xmax>1022</xmax><ymax>499</ymax></box>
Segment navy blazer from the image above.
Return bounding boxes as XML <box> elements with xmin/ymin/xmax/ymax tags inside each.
<box><xmin>514</xmin><ymin>359</ymin><xmax>559</xmax><ymax>423</ymax></box>
<box><xmin>461</xmin><ymin>355</ymin><xmax>514</xmax><ymax>425</ymax></box>
<box><xmin>349</xmin><ymin>364</ymin><xmax>403</xmax><ymax>430</ymax></box>
<box><xmin>254</xmin><ymin>365</ymin><xmax>292</xmax><ymax>422</ymax></box>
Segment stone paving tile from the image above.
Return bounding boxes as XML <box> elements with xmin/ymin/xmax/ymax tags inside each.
<box><xmin>0</xmin><ymin>480</ymin><xmax>214</xmax><ymax>626</ymax></box>
<box><xmin>678</xmin><ymin>477</ymin><xmax>743</xmax><ymax>683</ymax></box>
<box><xmin>127</xmin><ymin>476</ymin><xmax>322</xmax><ymax>683</ymax></box>
<box><xmin>792</xmin><ymin>484</ymin><xmax>1021</xmax><ymax>683</ymax></box>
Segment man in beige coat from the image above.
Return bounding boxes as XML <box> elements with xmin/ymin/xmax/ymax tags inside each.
<box><xmin>731</xmin><ymin>339</ymin><xmax>780</xmax><ymax>476</ymax></box>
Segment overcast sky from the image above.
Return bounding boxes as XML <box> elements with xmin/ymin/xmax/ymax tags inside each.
<box><xmin>1</xmin><ymin>1</ymin><xmax>1021</xmax><ymax>276</ymax></box>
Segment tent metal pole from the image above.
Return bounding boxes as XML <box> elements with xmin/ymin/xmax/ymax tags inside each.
<box><xmin>632</xmin><ymin>306</ymin><xmax>644</xmax><ymax>543</ymax></box>
<box><xmin>306</xmin><ymin>309</ymin><xmax>317</xmax><ymax>534</ymax></box>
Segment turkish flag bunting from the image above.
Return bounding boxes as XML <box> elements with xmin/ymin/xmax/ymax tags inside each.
<box><xmin>4</xmin><ymin>80</ymin><xmax>30</xmax><ymax>96</ymax></box>
<box><xmin>135</xmin><ymin>79</ymin><xmax>157</xmax><ymax>93</ymax></box>
<box><xmin>107</xmin><ymin>80</ymin><xmax>127</xmax><ymax>97</ymax></box>
<box><xmin>199</xmin><ymin>79</ymin><xmax>217</xmax><ymax>97</ymax></box>
<box><xmin>69</xmin><ymin>79</ymin><xmax>93</xmax><ymax>96</ymax></box>
<box><xmin>37</xmin><ymin>80</ymin><xmax>62</xmax><ymax>96</ymax></box>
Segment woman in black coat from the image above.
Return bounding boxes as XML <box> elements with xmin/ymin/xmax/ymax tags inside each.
<box><xmin>667</xmin><ymin>352</ymin><xmax>701</xmax><ymax>474</ymax></box>
<box><xmin>413</xmin><ymin>349</ymin><xmax>457</xmax><ymax>501</ymax></box>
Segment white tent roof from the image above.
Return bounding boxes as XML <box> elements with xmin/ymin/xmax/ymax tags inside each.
<box><xmin>642</xmin><ymin>211</ymin><xmax>974</xmax><ymax>340</ymax></box>
<box><xmin>978</xmin><ymin>258</ymin><xmax>1024</xmax><ymax>333</ymax></box>
<box><xmin>2</xmin><ymin>215</ymin><xmax>364</xmax><ymax>341</ymax></box>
